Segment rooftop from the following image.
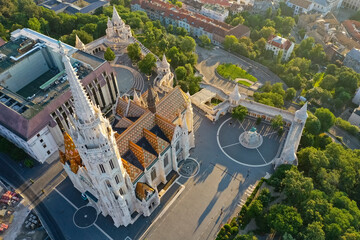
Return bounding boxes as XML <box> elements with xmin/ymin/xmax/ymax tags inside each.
<box><xmin>0</xmin><ymin>29</ymin><xmax>105</xmax><ymax>119</ymax></box>
<box><xmin>288</xmin><ymin>0</ymin><xmax>312</xmax><ymax>8</ymax></box>
<box><xmin>346</xmin><ymin>48</ymin><xmax>360</xmax><ymax>61</ymax></box>
<box><xmin>202</xmin><ymin>3</ymin><xmax>228</xmax><ymax>13</ymax></box>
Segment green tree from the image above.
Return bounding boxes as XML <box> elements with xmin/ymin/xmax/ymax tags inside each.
<box><xmin>305</xmin><ymin>113</ymin><xmax>321</xmax><ymax>135</ymax></box>
<box><xmin>180</xmin><ymin>36</ymin><xmax>196</xmax><ymax>52</ymax></box>
<box><xmin>28</xmin><ymin>17</ymin><xmax>41</xmax><ymax>32</ymax></box>
<box><xmin>224</xmin><ymin>35</ymin><xmax>238</xmax><ymax>51</ymax></box>
<box><xmin>272</xmin><ymin>83</ymin><xmax>285</xmax><ymax>96</ymax></box>
<box><xmin>138</xmin><ymin>53</ymin><xmax>156</xmax><ymax>75</ymax></box>
<box><xmin>199</xmin><ymin>35</ymin><xmax>211</xmax><ymax>48</ymax></box>
<box><xmin>320</xmin><ymin>75</ymin><xmax>337</xmax><ymax>90</ymax></box>
<box><xmin>248</xmin><ymin>200</ymin><xmax>263</xmax><ymax>218</ymax></box>
<box><xmin>175</xmin><ymin>66</ymin><xmax>187</xmax><ymax>81</ymax></box>
<box><xmin>305</xmin><ymin>222</ymin><xmax>326</xmax><ymax>240</ymax></box>
<box><xmin>282</xmin><ymin>168</ymin><xmax>314</xmax><ymax>206</ymax></box>
<box><xmin>230</xmin><ymin>16</ymin><xmax>244</xmax><ymax>26</ymax></box>
<box><xmin>285</xmin><ymin>87</ymin><xmax>296</xmax><ymax>101</ymax></box>
<box><xmin>127</xmin><ymin>43</ymin><xmax>141</xmax><ymax>62</ymax></box>
<box><xmin>267</xmin><ymin>204</ymin><xmax>303</xmax><ymax>235</ymax></box>
<box><xmin>104</xmin><ymin>47</ymin><xmax>115</xmax><ymax>62</ymax></box>
<box><xmin>232</xmin><ymin>105</ymin><xmax>248</xmax><ymax>122</ymax></box>
<box><xmin>314</xmin><ymin>108</ymin><xmax>336</xmax><ymax>132</ymax></box>
<box><xmin>271</xmin><ymin>115</ymin><xmax>283</xmax><ymax>129</ymax></box>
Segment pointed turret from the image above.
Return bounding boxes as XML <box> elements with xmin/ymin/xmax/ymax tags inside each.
<box><xmin>229</xmin><ymin>84</ymin><xmax>241</xmax><ymax>105</ymax></box>
<box><xmin>295</xmin><ymin>102</ymin><xmax>308</xmax><ymax>123</ymax></box>
<box><xmin>133</xmin><ymin>90</ymin><xmax>141</xmax><ymax>106</ymax></box>
<box><xmin>59</xmin><ymin>41</ymin><xmax>95</xmax><ymax>123</ymax></box>
<box><xmin>161</xmin><ymin>54</ymin><xmax>170</xmax><ymax>68</ymax></box>
<box><xmin>112</xmin><ymin>6</ymin><xmax>123</xmax><ymax>26</ymax></box>
<box><xmin>147</xmin><ymin>85</ymin><xmax>157</xmax><ymax>114</ymax></box>
<box><xmin>75</xmin><ymin>35</ymin><xmax>85</xmax><ymax>50</ymax></box>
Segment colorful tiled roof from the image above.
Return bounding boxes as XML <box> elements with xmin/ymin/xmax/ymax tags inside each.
<box><xmin>135</xmin><ymin>182</ymin><xmax>155</xmax><ymax>200</ymax></box>
<box><xmin>122</xmin><ymin>159</ymin><xmax>143</xmax><ymax>182</ymax></box>
<box><xmin>156</xmin><ymin>87</ymin><xmax>189</xmax><ymax>122</ymax></box>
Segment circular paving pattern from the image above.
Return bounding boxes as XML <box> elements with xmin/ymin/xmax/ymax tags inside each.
<box><xmin>73</xmin><ymin>206</ymin><xmax>97</xmax><ymax>229</ymax></box>
<box><xmin>178</xmin><ymin>158</ymin><xmax>200</xmax><ymax>178</ymax></box>
<box><xmin>217</xmin><ymin>117</ymin><xmax>286</xmax><ymax>167</ymax></box>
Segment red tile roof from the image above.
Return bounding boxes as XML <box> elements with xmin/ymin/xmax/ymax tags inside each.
<box><xmin>343</xmin><ymin>20</ymin><xmax>360</xmax><ymax>42</ymax></box>
<box><xmin>0</xmin><ymin>38</ymin><xmax>6</xmax><ymax>47</ymax></box>
<box><xmin>267</xmin><ymin>35</ymin><xmax>293</xmax><ymax>50</ymax></box>
<box><xmin>133</xmin><ymin>0</ymin><xmax>250</xmax><ymax>40</ymax></box>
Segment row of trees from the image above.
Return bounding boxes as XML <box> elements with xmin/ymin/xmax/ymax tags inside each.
<box><xmin>253</xmin><ymin>82</ymin><xmax>296</xmax><ymax>108</ymax></box>
<box><xmin>234</xmin><ymin>157</ymin><xmax>360</xmax><ymax>240</ymax></box>
<box><xmin>304</xmin><ymin>64</ymin><xmax>360</xmax><ymax>114</ymax></box>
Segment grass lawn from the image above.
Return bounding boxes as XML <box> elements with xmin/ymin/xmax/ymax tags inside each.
<box><xmin>238</xmin><ymin>80</ymin><xmax>252</xmax><ymax>87</ymax></box>
<box><xmin>211</xmin><ymin>98</ymin><xmax>222</xmax><ymax>106</ymax></box>
<box><xmin>217</xmin><ymin>63</ymin><xmax>257</xmax><ymax>82</ymax></box>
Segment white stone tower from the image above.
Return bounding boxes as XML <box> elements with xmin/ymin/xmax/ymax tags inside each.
<box><xmin>106</xmin><ymin>6</ymin><xmax>132</xmax><ymax>43</ymax></box>
<box><xmin>229</xmin><ymin>84</ymin><xmax>241</xmax><ymax>106</ymax></box>
<box><xmin>294</xmin><ymin>102</ymin><xmax>308</xmax><ymax>124</ymax></box>
<box><xmin>59</xmin><ymin>42</ymin><xmax>134</xmax><ymax>227</ymax></box>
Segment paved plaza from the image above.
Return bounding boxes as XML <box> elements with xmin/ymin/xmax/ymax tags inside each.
<box><xmin>38</xmin><ymin>110</ymin><xmax>274</xmax><ymax>240</ymax></box>
<box><xmin>217</xmin><ymin>117</ymin><xmax>287</xmax><ymax>167</ymax></box>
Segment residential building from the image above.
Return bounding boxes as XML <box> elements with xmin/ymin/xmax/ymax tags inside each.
<box><xmin>286</xmin><ymin>0</ymin><xmax>314</xmax><ymax>14</ymax></box>
<box><xmin>342</xmin><ymin>0</ymin><xmax>360</xmax><ymax>10</ymax></box>
<box><xmin>344</xmin><ymin>48</ymin><xmax>360</xmax><ymax>73</ymax></box>
<box><xmin>0</xmin><ymin>29</ymin><xmax>118</xmax><ymax>163</ymax></box>
<box><xmin>310</xmin><ymin>0</ymin><xmax>342</xmax><ymax>13</ymax></box>
<box><xmin>131</xmin><ymin>0</ymin><xmax>250</xmax><ymax>45</ymax></box>
<box><xmin>39</xmin><ymin>0</ymin><xmax>109</xmax><ymax>14</ymax></box>
<box><xmin>252</xmin><ymin>0</ymin><xmax>277</xmax><ymax>14</ymax></box>
<box><xmin>200</xmin><ymin>4</ymin><xmax>229</xmax><ymax>22</ymax></box>
<box><xmin>343</xmin><ymin>20</ymin><xmax>360</xmax><ymax>43</ymax></box>
<box><xmin>298</xmin><ymin>13</ymin><xmax>359</xmax><ymax>59</ymax></box>
<box><xmin>265</xmin><ymin>35</ymin><xmax>295</xmax><ymax>61</ymax></box>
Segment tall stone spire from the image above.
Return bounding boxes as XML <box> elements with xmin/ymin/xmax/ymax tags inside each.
<box><xmin>147</xmin><ymin>85</ymin><xmax>157</xmax><ymax>114</ymax></box>
<box><xmin>112</xmin><ymin>6</ymin><xmax>123</xmax><ymax>26</ymax></box>
<box><xmin>59</xmin><ymin>41</ymin><xmax>95</xmax><ymax>123</ymax></box>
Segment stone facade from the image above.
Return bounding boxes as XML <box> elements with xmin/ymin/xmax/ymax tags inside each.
<box><xmin>60</xmin><ymin>7</ymin><xmax>194</xmax><ymax>227</ymax></box>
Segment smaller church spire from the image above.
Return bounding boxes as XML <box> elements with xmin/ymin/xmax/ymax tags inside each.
<box><xmin>161</xmin><ymin>54</ymin><xmax>170</xmax><ymax>68</ymax></box>
<box><xmin>295</xmin><ymin>102</ymin><xmax>308</xmax><ymax>123</ymax></box>
<box><xmin>147</xmin><ymin>85</ymin><xmax>157</xmax><ymax>114</ymax></box>
<box><xmin>112</xmin><ymin>6</ymin><xmax>123</xmax><ymax>26</ymax></box>
<box><xmin>75</xmin><ymin>34</ymin><xmax>85</xmax><ymax>50</ymax></box>
<box><xmin>229</xmin><ymin>84</ymin><xmax>241</xmax><ymax>104</ymax></box>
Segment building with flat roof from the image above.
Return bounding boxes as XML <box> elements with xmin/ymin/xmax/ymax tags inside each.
<box><xmin>265</xmin><ymin>35</ymin><xmax>295</xmax><ymax>61</ymax></box>
<box><xmin>0</xmin><ymin>29</ymin><xmax>118</xmax><ymax>163</ymax></box>
<box><xmin>200</xmin><ymin>4</ymin><xmax>229</xmax><ymax>22</ymax></box>
<box><xmin>39</xmin><ymin>0</ymin><xmax>109</xmax><ymax>14</ymax></box>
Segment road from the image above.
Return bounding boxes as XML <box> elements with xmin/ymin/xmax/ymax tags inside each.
<box><xmin>0</xmin><ymin>154</ymin><xmax>66</xmax><ymax>240</ymax></box>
